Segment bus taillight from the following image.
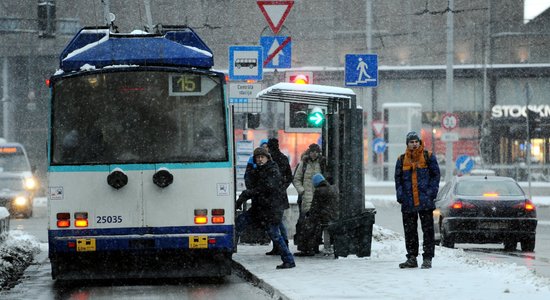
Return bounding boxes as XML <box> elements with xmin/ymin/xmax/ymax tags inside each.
<box><xmin>212</xmin><ymin>216</ymin><xmax>225</xmax><ymax>223</ymax></box>
<box><xmin>194</xmin><ymin>209</ymin><xmax>208</xmax><ymax>224</ymax></box>
<box><xmin>194</xmin><ymin>216</ymin><xmax>208</xmax><ymax>224</ymax></box>
<box><xmin>74</xmin><ymin>212</ymin><xmax>89</xmax><ymax>227</ymax></box>
<box><xmin>211</xmin><ymin>209</ymin><xmax>225</xmax><ymax>223</ymax></box>
<box><xmin>57</xmin><ymin>212</ymin><xmax>70</xmax><ymax>228</ymax></box>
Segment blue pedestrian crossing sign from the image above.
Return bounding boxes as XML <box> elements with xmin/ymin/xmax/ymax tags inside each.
<box><xmin>345</xmin><ymin>54</ymin><xmax>378</xmax><ymax>87</ymax></box>
<box><xmin>260</xmin><ymin>36</ymin><xmax>292</xmax><ymax>69</ymax></box>
<box><xmin>373</xmin><ymin>138</ymin><xmax>387</xmax><ymax>154</ymax></box>
<box><xmin>455</xmin><ymin>155</ymin><xmax>475</xmax><ymax>174</ymax></box>
<box><xmin>229</xmin><ymin>46</ymin><xmax>263</xmax><ymax>81</ymax></box>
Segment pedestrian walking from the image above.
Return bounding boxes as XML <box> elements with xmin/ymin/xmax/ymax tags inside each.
<box><xmin>395</xmin><ymin>131</ymin><xmax>440</xmax><ymax>269</ymax></box>
<box><xmin>236</xmin><ymin>147</ymin><xmax>296</xmax><ymax>269</ymax></box>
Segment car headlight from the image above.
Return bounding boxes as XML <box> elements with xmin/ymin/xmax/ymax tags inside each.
<box><xmin>14</xmin><ymin>196</ymin><xmax>28</xmax><ymax>206</ymax></box>
<box><xmin>24</xmin><ymin>177</ymin><xmax>37</xmax><ymax>190</ymax></box>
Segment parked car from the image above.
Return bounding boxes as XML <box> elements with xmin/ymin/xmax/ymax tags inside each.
<box><xmin>0</xmin><ymin>142</ymin><xmax>37</xmax><ymax>218</ymax></box>
<box><xmin>433</xmin><ymin>175</ymin><xmax>537</xmax><ymax>251</ymax></box>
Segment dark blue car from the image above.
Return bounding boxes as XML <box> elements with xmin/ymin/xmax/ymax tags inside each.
<box><xmin>434</xmin><ymin>175</ymin><xmax>537</xmax><ymax>251</ymax></box>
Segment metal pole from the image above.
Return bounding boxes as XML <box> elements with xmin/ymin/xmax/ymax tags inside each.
<box><xmin>525</xmin><ymin>83</ymin><xmax>532</xmax><ymax>198</ymax></box>
<box><xmin>481</xmin><ymin>0</ymin><xmax>491</xmax><ymax>164</ymax></box>
<box><xmin>445</xmin><ymin>0</ymin><xmax>454</xmax><ymax>182</ymax></box>
<box><xmin>431</xmin><ymin>80</ymin><xmax>435</xmax><ymax>154</ymax></box>
<box><xmin>365</xmin><ymin>0</ymin><xmax>374</xmax><ymax>178</ymax></box>
<box><xmin>2</xmin><ymin>57</ymin><xmax>9</xmax><ymax>141</ymax></box>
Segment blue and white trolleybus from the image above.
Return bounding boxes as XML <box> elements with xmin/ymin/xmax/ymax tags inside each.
<box><xmin>47</xmin><ymin>26</ymin><xmax>235</xmax><ymax>280</ymax></box>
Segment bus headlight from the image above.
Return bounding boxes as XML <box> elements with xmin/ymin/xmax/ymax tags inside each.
<box><xmin>24</xmin><ymin>177</ymin><xmax>37</xmax><ymax>190</ymax></box>
<box><xmin>14</xmin><ymin>196</ymin><xmax>28</xmax><ymax>207</ymax></box>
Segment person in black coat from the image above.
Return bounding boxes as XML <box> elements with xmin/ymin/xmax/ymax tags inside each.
<box><xmin>236</xmin><ymin>147</ymin><xmax>296</xmax><ymax>269</ymax></box>
<box><xmin>295</xmin><ymin>173</ymin><xmax>338</xmax><ymax>256</ymax></box>
<box><xmin>264</xmin><ymin>138</ymin><xmax>292</xmax><ymax>255</ymax></box>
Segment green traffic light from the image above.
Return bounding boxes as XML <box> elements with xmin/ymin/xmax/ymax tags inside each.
<box><xmin>307</xmin><ymin>108</ymin><xmax>325</xmax><ymax>127</ymax></box>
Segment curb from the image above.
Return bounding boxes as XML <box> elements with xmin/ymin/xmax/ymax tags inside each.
<box><xmin>231</xmin><ymin>260</ymin><xmax>291</xmax><ymax>300</ymax></box>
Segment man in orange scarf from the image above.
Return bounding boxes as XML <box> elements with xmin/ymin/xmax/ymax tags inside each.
<box><xmin>395</xmin><ymin>131</ymin><xmax>441</xmax><ymax>269</ymax></box>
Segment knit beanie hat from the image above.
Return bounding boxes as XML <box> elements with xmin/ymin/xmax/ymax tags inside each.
<box><xmin>406</xmin><ymin>131</ymin><xmax>421</xmax><ymax>144</ymax></box>
<box><xmin>259</xmin><ymin>139</ymin><xmax>269</xmax><ymax>147</ymax></box>
<box><xmin>308</xmin><ymin>143</ymin><xmax>321</xmax><ymax>153</ymax></box>
<box><xmin>253</xmin><ymin>147</ymin><xmax>271</xmax><ymax>159</ymax></box>
<box><xmin>267</xmin><ymin>138</ymin><xmax>280</xmax><ymax>151</ymax></box>
<box><xmin>312</xmin><ymin>173</ymin><xmax>325</xmax><ymax>187</ymax></box>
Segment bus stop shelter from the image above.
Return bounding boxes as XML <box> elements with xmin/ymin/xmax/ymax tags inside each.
<box><xmin>257</xmin><ymin>83</ymin><xmax>375</xmax><ymax>257</ymax></box>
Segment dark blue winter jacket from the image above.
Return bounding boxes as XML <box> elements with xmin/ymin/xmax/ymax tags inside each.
<box><xmin>394</xmin><ymin>144</ymin><xmax>441</xmax><ymax>213</ymax></box>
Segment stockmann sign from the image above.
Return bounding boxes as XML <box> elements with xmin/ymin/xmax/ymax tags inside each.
<box><xmin>491</xmin><ymin>105</ymin><xmax>550</xmax><ymax>118</ymax></box>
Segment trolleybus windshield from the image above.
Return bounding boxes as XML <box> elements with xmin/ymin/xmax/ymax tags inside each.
<box><xmin>50</xmin><ymin>71</ymin><xmax>228</xmax><ymax>165</ymax></box>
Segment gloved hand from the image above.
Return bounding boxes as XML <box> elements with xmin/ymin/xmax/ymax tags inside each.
<box><xmin>235</xmin><ymin>198</ymin><xmax>244</xmax><ymax>210</ymax></box>
<box><xmin>236</xmin><ymin>190</ymin><xmax>250</xmax><ymax>210</ymax></box>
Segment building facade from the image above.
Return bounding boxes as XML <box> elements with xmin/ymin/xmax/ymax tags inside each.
<box><xmin>1</xmin><ymin>0</ymin><xmax>549</xmax><ymax>181</ymax></box>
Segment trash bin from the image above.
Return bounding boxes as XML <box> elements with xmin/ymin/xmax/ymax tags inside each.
<box><xmin>328</xmin><ymin>208</ymin><xmax>376</xmax><ymax>258</ymax></box>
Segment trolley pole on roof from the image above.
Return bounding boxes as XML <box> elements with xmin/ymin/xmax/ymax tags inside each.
<box><xmin>101</xmin><ymin>0</ymin><xmax>111</xmax><ymax>26</ymax></box>
<box><xmin>144</xmin><ymin>0</ymin><xmax>154</xmax><ymax>32</ymax></box>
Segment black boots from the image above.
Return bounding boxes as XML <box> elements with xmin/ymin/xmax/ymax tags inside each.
<box><xmin>421</xmin><ymin>258</ymin><xmax>432</xmax><ymax>269</ymax></box>
<box><xmin>276</xmin><ymin>262</ymin><xmax>296</xmax><ymax>269</ymax></box>
<box><xmin>399</xmin><ymin>257</ymin><xmax>418</xmax><ymax>268</ymax></box>
<box><xmin>265</xmin><ymin>248</ymin><xmax>279</xmax><ymax>255</ymax></box>
<box><xmin>399</xmin><ymin>257</ymin><xmax>432</xmax><ymax>269</ymax></box>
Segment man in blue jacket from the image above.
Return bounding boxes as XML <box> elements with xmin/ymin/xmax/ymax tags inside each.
<box><xmin>395</xmin><ymin>131</ymin><xmax>440</xmax><ymax>269</ymax></box>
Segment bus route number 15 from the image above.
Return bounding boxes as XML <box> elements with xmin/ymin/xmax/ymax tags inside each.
<box><xmin>172</xmin><ymin>74</ymin><xmax>201</xmax><ymax>93</ymax></box>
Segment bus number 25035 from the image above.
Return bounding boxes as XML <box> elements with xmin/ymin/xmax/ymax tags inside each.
<box><xmin>96</xmin><ymin>216</ymin><xmax>123</xmax><ymax>224</ymax></box>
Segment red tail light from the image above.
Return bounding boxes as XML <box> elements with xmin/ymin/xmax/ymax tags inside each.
<box><xmin>212</xmin><ymin>216</ymin><xmax>225</xmax><ymax>224</ymax></box>
<box><xmin>514</xmin><ymin>200</ymin><xmax>536</xmax><ymax>211</ymax></box>
<box><xmin>211</xmin><ymin>208</ymin><xmax>225</xmax><ymax>224</ymax></box>
<box><xmin>450</xmin><ymin>200</ymin><xmax>475</xmax><ymax>210</ymax></box>
<box><xmin>525</xmin><ymin>200</ymin><xmax>536</xmax><ymax>211</ymax></box>
<box><xmin>57</xmin><ymin>212</ymin><xmax>70</xmax><ymax>228</ymax></box>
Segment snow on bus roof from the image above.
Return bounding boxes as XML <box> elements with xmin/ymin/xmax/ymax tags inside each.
<box><xmin>59</xmin><ymin>27</ymin><xmax>214</xmax><ymax>72</ymax></box>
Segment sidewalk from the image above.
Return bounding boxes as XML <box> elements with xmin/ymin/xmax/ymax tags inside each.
<box><xmin>232</xmin><ymin>225</ymin><xmax>550</xmax><ymax>300</ymax></box>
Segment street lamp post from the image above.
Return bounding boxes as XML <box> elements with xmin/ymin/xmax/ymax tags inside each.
<box><xmin>445</xmin><ymin>0</ymin><xmax>455</xmax><ymax>182</ymax></box>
